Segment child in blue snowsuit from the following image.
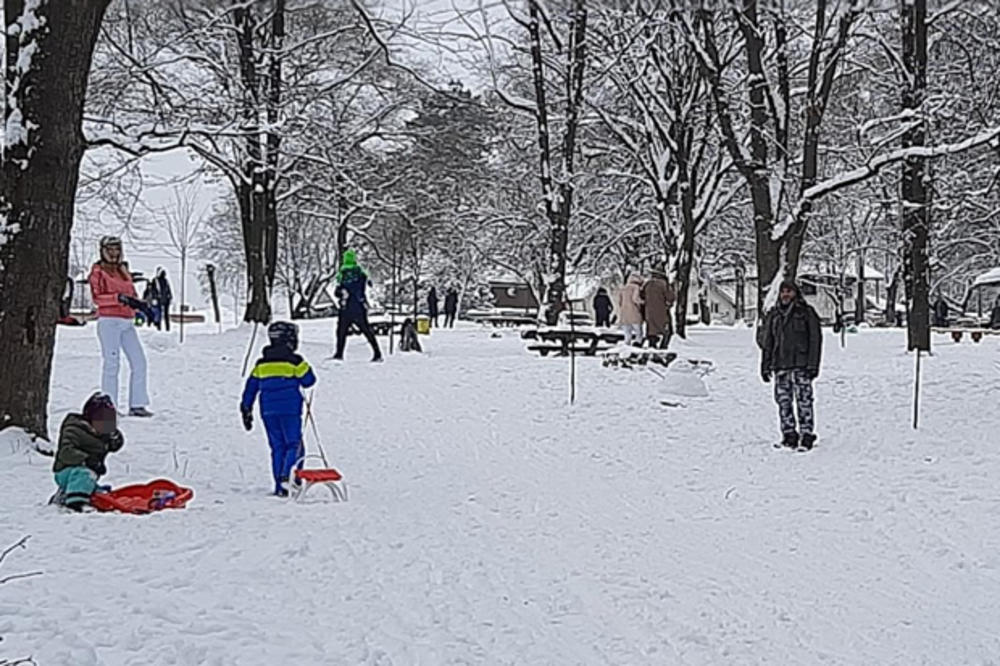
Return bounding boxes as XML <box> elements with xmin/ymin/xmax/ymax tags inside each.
<box><xmin>240</xmin><ymin>322</ymin><xmax>317</xmax><ymax>496</ymax></box>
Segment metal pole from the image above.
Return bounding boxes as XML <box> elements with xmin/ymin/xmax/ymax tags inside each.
<box><xmin>912</xmin><ymin>349</ymin><xmax>922</xmax><ymax>429</ymax></box>
<box><xmin>568</xmin><ymin>299</ymin><xmax>576</xmax><ymax>405</ymax></box>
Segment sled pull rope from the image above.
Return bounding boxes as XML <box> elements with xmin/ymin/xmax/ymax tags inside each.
<box><xmin>241</xmin><ymin>322</ymin><xmax>260</xmax><ymax>377</ymax></box>
<box><xmin>304</xmin><ymin>391</ymin><xmax>330</xmax><ymax>467</ymax></box>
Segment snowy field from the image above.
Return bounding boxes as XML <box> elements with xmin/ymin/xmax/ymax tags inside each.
<box><xmin>2</xmin><ymin>321</ymin><xmax>1000</xmax><ymax>665</ymax></box>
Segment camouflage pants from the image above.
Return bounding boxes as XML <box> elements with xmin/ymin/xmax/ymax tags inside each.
<box><xmin>774</xmin><ymin>369</ymin><xmax>815</xmax><ymax>435</ymax></box>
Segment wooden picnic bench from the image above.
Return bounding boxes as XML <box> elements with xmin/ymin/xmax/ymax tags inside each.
<box><xmin>526</xmin><ymin>329</ymin><xmax>617</xmax><ymax>357</ymax></box>
<box><xmin>932</xmin><ymin>327</ymin><xmax>999</xmax><ymax>343</ymax></box>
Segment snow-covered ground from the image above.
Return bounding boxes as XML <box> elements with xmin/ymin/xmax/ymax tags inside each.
<box><xmin>2</xmin><ymin>322</ymin><xmax>1000</xmax><ymax>665</ymax></box>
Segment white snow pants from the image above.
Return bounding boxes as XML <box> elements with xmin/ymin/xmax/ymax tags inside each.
<box><xmin>97</xmin><ymin>317</ymin><xmax>149</xmax><ymax>409</ymax></box>
<box><xmin>621</xmin><ymin>323</ymin><xmax>643</xmax><ymax>346</ymax></box>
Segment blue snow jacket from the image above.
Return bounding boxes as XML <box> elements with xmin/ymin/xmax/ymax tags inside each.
<box><xmin>241</xmin><ymin>344</ymin><xmax>317</xmax><ymax>417</ymax></box>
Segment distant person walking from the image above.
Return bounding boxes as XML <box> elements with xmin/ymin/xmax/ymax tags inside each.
<box><xmin>427</xmin><ymin>286</ymin><xmax>440</xmax><ymax>328</ymax></box>
<box><xmin>760</xmin><ymin>280</ymin><xmax>822</xmax><ymax>451</ymax></box>
<box><xmin>88</xmin><ymin>236</ymin><xmax>153</xmax><ymax>417</ymax></box>
<box><xmin>592</xmin><ymin>287</ymin><xmax>613</xmax><ymax>328</ymax></box>
<box><xmin>932</xmin><ymin>294</ymin><xmax>950</xmax><ymax>328</ymax></box>
<box><xmin>155</xmin><ymin>268</ymin><xmax>173</xmax><ymax>332</ymax></box>
<box><xmin>641</xmin><ymin>269</ymin><xmax>676</xmax><ymax>349</ymax></box>
<box><xmin>142</xmin><ymin>278</ymin><xmax>162</xmax><ymax>329</ymax></box>
<box><xmin>444</xmin><ymin>287</ymin><xmax>459</xmax><ymax>328</ymax></box>
<box><xmin>333</xmin><ymin>250</ymin><xmax>383</xmax><ymax>362</ymax></box>
<box><xmin>617</xmin><ymin>274</ymin><xmax>644</xmax><ymax>346</ymax></box>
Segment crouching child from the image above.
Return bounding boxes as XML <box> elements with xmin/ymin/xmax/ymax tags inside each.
<box><xmin>241</xmin><ymin>322</ymin><xmax>317</xmax><ymax>496</ymax></box>
<box><xmin>52</xmin><ymin>393</ymin><xmax>123</xmax><ymax>512</ymax></box>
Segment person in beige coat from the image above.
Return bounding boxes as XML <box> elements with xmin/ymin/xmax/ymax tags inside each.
<box><xmin>617</xmin><ymin>274</ymin><xmax>645</xmax><ymax>346</ymax></box>
<box><xmin>641</xmin><ymin>269</ymin><xmax>676</xmax><ymax>348</ymax></box>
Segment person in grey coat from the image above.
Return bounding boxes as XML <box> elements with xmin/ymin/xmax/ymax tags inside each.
<box><xmin>760</xmin><ymin>280</ymin><xmax>823</xmax><ymax>450</ymax></box>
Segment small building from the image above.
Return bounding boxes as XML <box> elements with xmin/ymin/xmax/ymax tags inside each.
<box><xmin>488</xmin><ymin>278</ymin><xmax>539</xmax><ymax>312</ymax></box>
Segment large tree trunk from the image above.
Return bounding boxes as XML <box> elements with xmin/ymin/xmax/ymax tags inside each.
<box><xmin>901</xmin><ymin>0</ymin><xmax>930</xmax><ymax>351</ymax></box>
<box><xmin>0</xmin><ymin>0</ymin><xmax>111</xmax><ymax>440</ymax></box>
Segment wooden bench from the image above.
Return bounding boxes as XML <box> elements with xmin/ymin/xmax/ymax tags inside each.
<box><xmin>932</xmin><ymin>327</ymin><xmax>999</xmax><ymax>343</ymax></box>
<box><xmin>527</xmin><ymin>343</ymin><xmax>612</xmax><ymax>357</ymax></box>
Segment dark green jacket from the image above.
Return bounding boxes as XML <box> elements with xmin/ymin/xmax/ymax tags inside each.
<box><xmin>53</xmin><ymin>414</ymin><xmax>124</xmax><ymax>474</ymax></box>
<box><xmin>761</xmin><ymin>299</ymin><xmax>822</xmax><ymax>374</ymax></box>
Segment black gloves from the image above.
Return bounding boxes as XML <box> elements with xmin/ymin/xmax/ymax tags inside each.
<box><xmin>106</xmin><ymin>430</ymin><xmax>124</xmax><ymax>451</ymax></box>
<box><xmin>241</xmin><ymin>408</ymin><xmax>253</xmax><ymax>432</ymax></box>
<box><xmin>86</xmin><ymin>459</ymin><xmax>107</xmax><ymax>476</ymax></box>
<box><xmin>807</xmin><ymin>367</ymin><xmax>820</xmax><ymax>380</ymax></box>
<box><xmin>761</xmin><ymin>370</ymin><xmax>771</xmax><ymax>383</ymax></box>
<box><xmin>118</xmin><ymin>294</ymin><xmax>154</xmax><ymax>320</ymax></box>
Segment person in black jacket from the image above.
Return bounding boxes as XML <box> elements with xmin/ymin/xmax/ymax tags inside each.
<box><xmin>333</xmin><ymin>250</ymin><xmax>383</xmax><ymax>362</ymax></box>
<box><xmin>760</xmin><ymin>280</ymin><xmax>823</xmax><ymax>450</ymax></box>
<box><xmin>155</xmin><ymin>268</ymin><xmax>173</xmax><ymax>331</ymax></box>
<box><xmin>592</xmin><ymin>287</ymin><xmax>613</xmax><ymax>327</ymax></box>
<box><xmin>932</xmin><ymin>294</ymin><xmax>950</xmax><ymax>328</ymax></box>
<box><xmin>427</xmin><ymin>286</ymin><xmax>440</xmax><ymax>328</ymax></box>
<box><xmin>443</xmin><ymin>288</ymin><xmax>459</xmax><ymax>328</ymax></box>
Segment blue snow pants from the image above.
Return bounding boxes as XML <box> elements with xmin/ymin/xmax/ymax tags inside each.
<box><xmin>54</xmin><ymin>467</ymin><xmax>98</xmax><ymax>508</ymax></box>
<box><xmin>262</xmin><ymin>414</ymin><xmax>304</xmax><ymax>494</ymax></box>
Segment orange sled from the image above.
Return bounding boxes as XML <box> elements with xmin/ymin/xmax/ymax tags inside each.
<box><xmin>90</xmin><ymin>479</ymin><xmax>194</xmax><ymax>514</ymax></box>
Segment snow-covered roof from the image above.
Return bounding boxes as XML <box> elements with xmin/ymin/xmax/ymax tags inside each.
<box><xmin>972</xmin><ymin>267</ymin><xmax>1000</xmax><ymax>288</ymax></box>
<box><xmin>565</xmin><ymin>275</ymin><xmax>602</xmax><ymax>301</ymax></box>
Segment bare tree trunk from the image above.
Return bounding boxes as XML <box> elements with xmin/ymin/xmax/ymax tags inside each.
<box><xmin>526</xmin><ymin>0</ymin><xmax>587</xmax><ymax>325</ymax></box>
<box><xmin>234</xmin><ymin>3</ymin><xmax>270</xmax><ymax>324</ymax></box>
<box><xmin>0</xmin><ymin>0</ymin><xmax>112</xmax><ymax>439</ymax></box>
<box><xmin>901</xmin><ymin>0</ymin><xmax>930</xmax><ymax>351</ymax></box>
<box><xmin>179</xmin><ymin>247</ymin><xmax>186</xmax><ymax>343</ymax></box>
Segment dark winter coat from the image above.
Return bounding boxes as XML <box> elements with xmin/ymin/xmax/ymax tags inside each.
<box><xmin>641</xmin><ymin>273</ymin><xmax>676</xmax><ymax>337</ymax></box>
<box><xmin>155</xmin><ymin>272</ymin><xmax>173</xmax><ymax>304</ymax></box>
<box><xmin>592</xmin><ymin>291</ymin><xmax>613</xmax><ymax>322</ymax></box>
<box><xmin>241</xmin><ymin>344</ymin><xmax>317</xmax><ymax>417</ymax></box>
<box><xmin>444</xmin><ymin>290</ymin><xmax>458</xmax><ymax>315</ymax></box>
<box><xmin>53</xmin><ymin>414</ymin><xmax>124</xmax><ymax>475</ymax></box>
<box><xmin>990</xmin><ymin>303</ymin><xmax>1000</xmax><ymax>330</ymax></box>
<box><xmin>427</xmin><ymin>288</ymin><xmax>439</xmax><ymax>317</ymax></box>
<box><xmin>933</xmin><ymin>298</ymin><xmax>949</xmax><ymax>327</ymax></box>
<box><xmin>761</xmin><ymin>295</ymin><xmax>823</xmax><ymax>375</ymax></box>
<box><xmin>335</xmin><ymin>266</ymin><xmax>370</xmax><ymax>315</ymax></box>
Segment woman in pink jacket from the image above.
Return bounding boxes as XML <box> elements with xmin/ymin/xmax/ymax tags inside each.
<box><xmin>88</xmin><ymin>237</ymin><xmax>152</xmax><ymax>417</ymax></box>
<box><xmin>617</xmin><ymin>274</ymin><xmax>645</xmax><ymax>346</ymax></box>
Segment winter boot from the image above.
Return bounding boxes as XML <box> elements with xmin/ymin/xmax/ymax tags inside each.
<box><xmin>129</xmin><ymin>407</ymin><xmax>154</xmax><ymax>418</ymax></box>
<box><xmin>781</xmin><ymin>431</ymin><xmax>799</xmax><ymax>449</ymax></box>
<box><xmin>798</xmin><ymin>433</ymin><xmax>817</xmax><ymax>452</ymax></box>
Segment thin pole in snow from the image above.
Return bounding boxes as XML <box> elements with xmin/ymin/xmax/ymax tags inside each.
<box><xmin>912</xmin><ymin>349</ymin><xmax>922</xmax><ymax>429</ymax></box>
<box><xmin>568</xmin><ymin>299</ymin><xmax>576</xmax><ymax>405</ymax></box>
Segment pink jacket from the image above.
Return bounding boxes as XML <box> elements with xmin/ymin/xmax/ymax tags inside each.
<box><xmin>89</xmin><ymin>263</ymin><xmax>137</xmax><ymax>319</ymax></box>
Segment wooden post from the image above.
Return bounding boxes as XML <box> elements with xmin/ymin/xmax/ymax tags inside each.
<box><xmin>206</xmin><ymin>264</ymin><xmax>222</xmax><ymax>333</ymax></box>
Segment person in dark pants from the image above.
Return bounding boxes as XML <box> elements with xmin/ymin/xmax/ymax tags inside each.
<box><xmin>592</xmin><ymin>287</ymin><xmax>613</xmax><ymax>328</ymax></box>
<box><xmin>932</xmin><ymin>294</ymin><xmax>949</xmax><ymax>328</ymax></box>
<box><xmin>333</xmin><ymin>250</ymin><xmax>383</xmax><ymax>362</ymax></box>
<box><xmin>241</xmin><ymin>322</ymin><xmax>317</xmax><ymax>496</ymax></box>
<box><xmin>155</xmin><ymin>268</ymin><xmax>173</xmax><ymax>331</ymax></box>
<box><xmin>427</xmin><ymin>286</ymin><xmax>440</xmax><ymax>328</ymax></box>
<box><xmin>443</xmin><ymin>288</ymin><xmax>459</xmax><ymax>328</ymax></box>
<box><xmin>760</xmin><ymin>280</ymin><xmax>823</xmax><ymax>451</ymax></box>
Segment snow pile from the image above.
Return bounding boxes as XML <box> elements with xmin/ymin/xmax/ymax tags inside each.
<box><xmin>658</xmin><ymin>361</ymin><xmax>710</xmax><ymax>398</ymax></box>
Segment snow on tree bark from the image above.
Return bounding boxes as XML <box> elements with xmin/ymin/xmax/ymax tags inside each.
<box><xmin>0</xmin><ymin>0</ymin><xmax>112</xmax><ymax>439</ymax></box>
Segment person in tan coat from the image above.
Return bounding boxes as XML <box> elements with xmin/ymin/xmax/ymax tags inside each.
<box><xmin>617</xmin><ymin>274</ymin><xmax>645</xmax><ymax>346</ymax></box>
<box><xmin>641</xmin><ymin>269</ymin><xmax>676</xmax><ymax>348</ymax></box>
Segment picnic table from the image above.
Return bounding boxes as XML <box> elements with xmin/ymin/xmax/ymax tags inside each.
<box><xmin>601</xmin><ymin>347</ymin><xmax>678</xmax><ymax>369</ymax></box>
<box><xmin>524</xmin><ymin>328</ymin><xmax>624</xmax><ymax>357</ymax></box>
<box><xmin>932</xmin><ymin>327</ymin><xmax>1000</xmax><ymax>343</ymax></box>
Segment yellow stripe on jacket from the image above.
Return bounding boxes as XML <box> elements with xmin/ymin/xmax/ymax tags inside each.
<box><xmin>252</xmin><ymin>360</ymin><xmax>312</xmax><ymax>379</ymax></box>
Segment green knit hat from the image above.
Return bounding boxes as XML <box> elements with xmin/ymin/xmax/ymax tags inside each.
<box><xmin>341</xmin><ymin>249</ymin><xmax>357</xmax><ymax>269</ymax></box>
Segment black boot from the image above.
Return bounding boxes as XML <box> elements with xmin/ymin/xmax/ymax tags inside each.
<box><xmin>779</xmin><ymin>431</ymin><xmax>799</xmax><ymax>449</ymax></box>
<box><xmin>798</xmin><ymin>433</ymin><xmax>817</xmax><ymax>451</ymax></box>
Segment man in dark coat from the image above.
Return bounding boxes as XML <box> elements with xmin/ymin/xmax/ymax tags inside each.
<box><xmin>427</xmin><ymin>286</ymin><xmax>440</xmax><ymax>328</ymax></box>
<box><xmin>333</xmin><ymin>250</ymin><xmax>383</xmax><ymax>362</ymax></box>
<box><xmin>760</xmin><ymin>280</ymin><xmax>823</xmax><ymax>450</ymax></box>
<box><xmin>932</xmin><ymin>294</ymin><xmax>949</xmax><ymax>328</ymax></box>
<box><xmin>592</xmin><ymin>287</ymin><xmax>613</xmax><ymax>328</ymax></box>
<box><xmin>443</xmin><ymin>288</ymin><xmax>459</xmax><ymax>328</ymax></box>
<box><xmin>155</xmin><ymin>268</ymin><xmax>173</xmax><ymax>331</ymax></box>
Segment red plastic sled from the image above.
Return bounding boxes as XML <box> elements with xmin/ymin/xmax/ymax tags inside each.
<box><xmin>90</xmin><ymin>479</ymin><xmax>194</xmax><ymax>515</ymax></box>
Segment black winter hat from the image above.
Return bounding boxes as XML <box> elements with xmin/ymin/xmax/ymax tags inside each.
<box><xmin>267</xmin><ymin>321</ymin><xmax>299</xmax><ymax>350</ymax></box>
<box><xmin>83</xmin><ymin>393</ymin><xmax>117</xmax><ymax>426</ymax></box>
